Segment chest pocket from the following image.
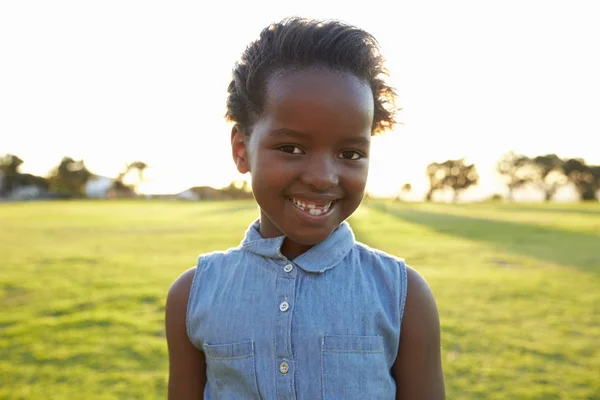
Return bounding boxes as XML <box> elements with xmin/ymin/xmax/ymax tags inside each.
<box><xmin>203</xmin><ymin>340</ymin><xmax>261</xmax><ymax>399</ymax></box>
<box><xmin>321</xmin><ymin>335</ymin><xmax>387</xmax><ymax>400</ymax></box>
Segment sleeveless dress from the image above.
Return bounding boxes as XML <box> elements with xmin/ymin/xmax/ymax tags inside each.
<box><xmin>186</xmin><ymin>220</ymin><xmax>408</xmax><ymax>399</ymax></box>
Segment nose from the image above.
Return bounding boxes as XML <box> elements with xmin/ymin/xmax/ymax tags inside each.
<box><xmin>300</xmin><ymin>153</ymin><xmax>339</xmax><ymax>191</ymax></box>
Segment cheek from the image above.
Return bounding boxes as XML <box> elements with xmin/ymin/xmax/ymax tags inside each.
<box><xmin>249</xmin><ymin>151</ymin><xmax>289</xmax><ymax>187</ymax></box>
<box><xmin>344</xmin><ymin>163</ymin><xmax>369</xmax><ymax>191</ymax></box>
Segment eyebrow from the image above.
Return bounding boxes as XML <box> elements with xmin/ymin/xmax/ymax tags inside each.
<box><xmin>339</xmin><ymin>136</ymin><xmax>371</xmax><ymax>146</ymax></box>
<box><xmin>270</xmin><ymin>129</ymin><xmax>310</xmax><ymax>139</ymax></box>
<box><xmin>270</xmin><ymin>129</ymin><xmax>371</xmax><ymax>146</ymax></box>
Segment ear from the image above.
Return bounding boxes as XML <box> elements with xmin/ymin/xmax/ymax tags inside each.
<box><xmin>231</xmin><ymin>124</ymin><xmax>250</xmax><ymax>174</ymax></box>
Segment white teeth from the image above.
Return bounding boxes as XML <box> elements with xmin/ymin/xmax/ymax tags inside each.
<box><xmin>290</xmin><ymin>197</ymin><xmax>333</xmax><ymax>215</ymax></box>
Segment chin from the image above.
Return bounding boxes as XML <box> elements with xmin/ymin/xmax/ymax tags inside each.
<box><xmin>283</xmin><ymin>224</ymin><xmax>337</xmax><ymax>246</ymax></box>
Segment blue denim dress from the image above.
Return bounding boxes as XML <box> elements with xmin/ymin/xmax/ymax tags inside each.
<box><xmin>187</xmin><ymin>220</ymin><xmax>408</xmax><ymax>399</ymax></box>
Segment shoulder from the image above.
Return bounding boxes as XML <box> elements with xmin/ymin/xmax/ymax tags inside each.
<box><xmin>352</xmin><ymin>241</ymin><xmax>408</xmax><ymax>284</ymax></box>
<box><xmin>167</xmin><ymin>246</ymin><xmax>243</xmax><ymax>317</ymax></box>
<box><xmin>353</xmin><ymin>241</ymin><xmax>407</xmax><ymax>269</ymax></box>
<box><xmin>353</xmin><ymin>242</ymin><xmax>408</xmax><ymax>282</ymax></box>
<box><xmin>166</xmin><ymin>267</ymin><xmax>197</xmax><ymax>323</ymax></box>
<box><xmin>352</xmin><ymin>243</ymin><xmax>432</xmax><ymax>297</ymax></box>
<box><xmin>168</xmin><ymin>267</ymin><xmax>197</xmax><ymax>296</ymax></box>
<box><xmin>195</xmin><ymin>247</ymin><xmax>246</xmax><ymax>270</ymax></box>
<box><xmin>404</xmin><ymin>266</ymin><xmax>439</xmax><ymax>333</ymax></box>
<box><xmin>169</xmin><ymin>248</ymin><xmax>246</xmax><ymax>323</ymax></box>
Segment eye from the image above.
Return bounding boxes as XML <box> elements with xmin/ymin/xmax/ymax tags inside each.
<box><xmin>277</xmin><ymin>145</ymin><xmax>304</xmax><ymax>154</ymax></box>
<box><xmin>338</xmin><ymin>150</ymin><xmax>364</xmax><ymax>160</ymax></box>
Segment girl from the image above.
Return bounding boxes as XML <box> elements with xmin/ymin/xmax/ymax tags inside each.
<box><xmin>166</xmin><ymin>17</ymin><xmax>445</xmax><ymax>399</ymax></box>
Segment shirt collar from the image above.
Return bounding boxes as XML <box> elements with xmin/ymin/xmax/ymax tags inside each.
<box><xmin>240</xmin><ymin>219</ymin><xmax>355</xmax><ymax>273</ymax></box>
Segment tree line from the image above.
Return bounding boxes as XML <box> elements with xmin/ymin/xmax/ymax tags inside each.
<box><xmin>0</xmin><ymin>154</ymin><xmax>253</xmax><ymax>200</ymax></box>
<box><xmin>423</xmin><ymin>152</ymin><xmax>600</xmax><ymax>202</ymax></box>
<box><xmin>0</xmin><ymin>154</ymin><xmax>147</xmax><ymax>198</ymax></box>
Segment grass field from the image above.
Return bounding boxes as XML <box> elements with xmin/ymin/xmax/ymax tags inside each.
<box><xmin>1</xmin><ymin>199</ymin><xmax>599</xmax><ymax>399</ymax></box>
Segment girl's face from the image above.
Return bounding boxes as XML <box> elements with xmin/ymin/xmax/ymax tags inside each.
<box><xmin>232</xmin><ymin>67</ymin><xmax>374</xmax><ymax>258</ymax></box>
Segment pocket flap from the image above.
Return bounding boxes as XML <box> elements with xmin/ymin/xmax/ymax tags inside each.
<box><xmin>321</xmin><ymin>335</ymin><xmax>384</xmax><ymax>353</ymax></box>
<box><xmin>203</xmin><ymin>340</ymin><xmax>255</xmax><ymax>359</ymax></box>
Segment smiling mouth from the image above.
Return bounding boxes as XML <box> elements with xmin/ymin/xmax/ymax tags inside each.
<box><xmin>288</xmin><ymin>197</ymin><xmax>334</xmax><ymax>216</ymax></box>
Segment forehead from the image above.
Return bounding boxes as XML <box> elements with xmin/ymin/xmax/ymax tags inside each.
<box><xmin>259</xmin><ymin>68</ymin><xmax>374</xmax><ymax>136</ymax></box>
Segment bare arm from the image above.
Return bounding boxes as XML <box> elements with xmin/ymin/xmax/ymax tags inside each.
<box><xmin>165</xmin><ymin>267</ymin><xmax>206</xmax><ymax>399</ymax></box>
<box><xmin>393</xmin><ymin>267</ymin><xmax>445</xmax><ymax>399</ymax></box>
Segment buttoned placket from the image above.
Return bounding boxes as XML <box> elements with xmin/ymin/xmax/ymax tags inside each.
<box><xmin>274</xmin><ymin>261</ymin><xmax>297</xmax><ymax>399</ymax></box>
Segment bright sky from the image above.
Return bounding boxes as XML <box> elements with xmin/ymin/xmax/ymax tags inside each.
<box><xmin>1</xmin><ymin>0</ymin><xmax>599</xmax><ymax>199</ymax></box>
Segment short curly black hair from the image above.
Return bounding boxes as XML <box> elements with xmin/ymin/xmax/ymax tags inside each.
<box><xmin>225</xmin><ymin>17</ymin><xmax>398</xmax><ymax>136</ymax></box>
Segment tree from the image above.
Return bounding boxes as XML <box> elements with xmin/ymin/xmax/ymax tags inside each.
<box><xmin>496</xmin><ymin>151</ymin><xmax>532</xmax><ymax>201</ymax></box>
<box><xmin>531</xmin><ymin>154</ymin><xmax>566</xmax><ymax>202</ymax></box>
<box><xmin>562</xmin><ymin>158</ymin><xmax>600</xmax><ymax>201</ymax></box>
<box><xmin>0</xmin><ymin>154</ymin><xmax>24</xmax><ymax>195</ymax></box>
<box><xmin>109</xmin><ymin>179</ymin><xmax>135</xmax><ymax>199</ymax></box>
<box><xmin>395</xmin><ymin>183</ymin><xmax>412</xmax><ymax>202</ymax></box>
<box><xmin>127</xmin><ymin>161</ymin><xmax>148</xmax><ymax>184</ymax></box>
<box><xmin>48</xmin><ymin>157</ymin><xmax>92</xmax><ymax>197</ymax></box>
<box><xmin>113</xmin><ymin>161</ymin><xmax>148</xmax><ymax>195</ymax></box>
<box><xmin>1</xmin><ymin>154</ymin><xmax>49</xmax><ymax>197</ymax></box>
<box><xmin>0</xmin><ymin>154</ymin><xmax>23</xmax><ymax>175</ymax></box>
<box><xmin>222</xmin><ymin>179</ymin><xmax>253</xmax><ymax>199</ymax></box>
<box><xmin>426</xmin><ymin>159</ymin><xmax>479</xmax><ymax>203</ymax></box>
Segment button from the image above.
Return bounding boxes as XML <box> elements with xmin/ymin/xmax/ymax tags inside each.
<box><xmin>279</xmin><ymin>361</ymin><xmax>289</xmax><ymax>374</ymax></box>
<box><xmin>283</xmin><ymin>264</ymin><xmax>293</xmax><ymax>273</ymax></box>
<box><xmin>279</xmin><ymin>301</ymin><xmax>289</xmax><ymax>312</ymax></box>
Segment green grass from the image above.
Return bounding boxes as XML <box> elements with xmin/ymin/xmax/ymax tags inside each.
<box><xmin>1</xmin><ymin>199</ymin><xmax>599</xmax><ymax>399</ymax></box>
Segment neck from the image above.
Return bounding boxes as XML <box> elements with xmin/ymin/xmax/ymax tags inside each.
<box><xmin>280</xmin><ymin>237</ymin><xmax>313</xmax><ymax>260</ymax></box>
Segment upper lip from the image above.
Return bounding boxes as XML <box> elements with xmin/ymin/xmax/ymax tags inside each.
<box><xmin>287</xmin><ymin>193</ymin><xmax>341</xmax><ymax>202</ymax></box>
